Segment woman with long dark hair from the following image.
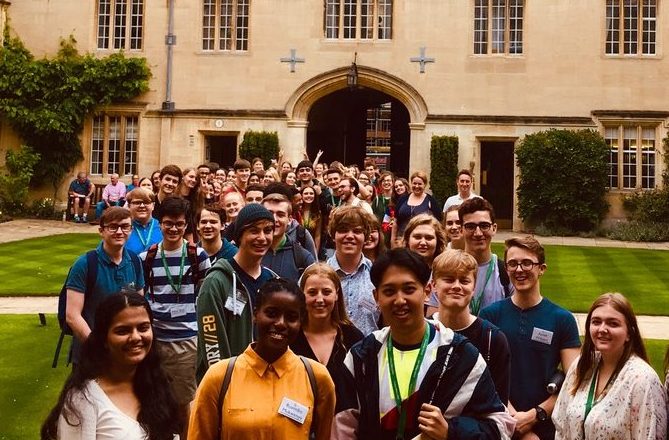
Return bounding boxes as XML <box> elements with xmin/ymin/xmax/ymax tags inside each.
<box><xmin>299</xmin><ymin>185</ymin><xmax>323</xmax><ymax>254</ymax></box>
<box><xmin>41</xmin><ymin>292</ymin><xmax>181</xmax><ymax>440</ymax></box>
<box><xmin>553</xmin><ymin>293</ymin><xmax>667</xmax><ymax>439</ymax></box>
<box><xmin>189</xmin><ymin>278</ymin><xmax>336</xmax><ymax>439</ymax></box>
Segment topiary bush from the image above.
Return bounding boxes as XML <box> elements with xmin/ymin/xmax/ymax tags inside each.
<box><xmin>238</xmin><ymin>130</ymin><xmax>280</xmax><ymax>168</ymax></box>
<box><xmin>516</xmin><ymin>129</ymin><xmax>609</xmax><ymax>232</ymax></box>
<box><xmin>430</xmin><ymin>135</ymin><xmax>459</xmax><ymax>205</ymax></box>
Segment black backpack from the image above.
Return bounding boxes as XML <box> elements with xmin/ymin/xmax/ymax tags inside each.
<box><xmin>217</xmin><ymin>355</ymin><xmax>319</xmax><ymax>440</ymax></box>
<box><xmin>496</xmin><ymin>257</ymin><xmax>512</xmax><ymax>298</ymax></box>
<box><xmin>53</xmin><ymin>250</ymin><xmax>141</xmax><ymax>367</ymax></box>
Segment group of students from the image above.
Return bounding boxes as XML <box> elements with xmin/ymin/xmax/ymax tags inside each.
<box><xmin>42</xmin><ymin>157</ymin><xmax>668</xmax><ymax>439</ymax></box>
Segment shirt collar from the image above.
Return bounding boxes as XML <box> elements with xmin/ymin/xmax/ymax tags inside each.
<box><xmin>243</xmin><ymin>344</ymin><xmax>297</xmax><ymax>379</ymax></box>
<box><xmin>328</xmin><ymin>254</ymin><xmax>372</xmax><ymax>275</ymax></box>
<box><xmin>96</xmin><ymin>241</ymin><xmax>131</xmax><ymax>267</ymax></box>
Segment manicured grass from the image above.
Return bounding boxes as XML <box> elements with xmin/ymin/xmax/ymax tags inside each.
<box><xmin>0</xmin><ymin>234</ymin><xmax>100</xmax><ymax>296</ymax></box>
<box><xmin>0</xmin><ymin>315</ymin><xmax>70</xmax><ymax>439</ymax></box>
<box><xmin>491</xmin><ymin>243</ymin><xmax>669</xmax><ymax>315</ymax></box>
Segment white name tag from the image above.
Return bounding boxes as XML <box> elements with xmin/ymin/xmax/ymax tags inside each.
<box><xmin>278</xmin><ymin>397</ymin><xmax>309</xmax><ymax>425</ymax></box>
<box><xmin>224</xmin><ymin>289</ymin><xmax>247</xmax><ymax>316</ymax></box>
<box><xmin>531</xmin><ymin>327</ymin><xmax>554</xmax><ymax>345</ymax></box>
<box><xmin>170</xmin><ymin>304</ymin><xmax>189</xmax><ymax>318</ymax></box>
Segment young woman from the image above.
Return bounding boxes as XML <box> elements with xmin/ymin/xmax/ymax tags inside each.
<box><xmin>280</xmin><ymin>161</ymin><xmax>293</xmax><ymax>174</ymax></box>
<box><xmin>393</xmin><ymin>177</ymin><xmax>409</xmax><ymax>199</ymax></box>
<box><xmin>252</xmin><ymin>157</ymin><xmax>265</xmax><ymax>173</ymax></box>
<box><xmin>292</xmin><ymin>264</ymin><xmax>363</xmax><ymax>408</ymax></box>
<box><xmin>138</xmin><ymin>177</ymin><xmax>154</xmax><ymax>192</ymax></box>
<box><xmin>553</xmin><ymin>293</ymin><xmax>667</xmax><ymax>439</ymax></box>
<box><xmin>444</xmin><ymin>204</ymin><xmax>465</xmax><ymax>250</ymax></box>
<box><xmin>281</xmin><ymin>169</ymin><xmax>298</xmax><ymax>187</ymax></box>
<box><xmin>362</xmin><ymin>214</ymin><xmax>386</xmax><ymax>263</ymax></box>
<box><xmin>41</xmin><ymin>292</ymin><xmax>181</xmax><ymax>440</ymax></box>
<box><xmin>392</xmin><ymin>171</ymin><xmax>442</xmax><ymax>247</ymax></box>
<box><xmin>299</xmin><ymin>185</ymin><xmax>322</xmax><ymax>254</ymax></box>
<box><xmin>314</xmin><ymin>162</ymin><xmax>326</xmax><ymax>185</ymax></box>
<box><xmin>263</xmin><ymin>167</ymin><xmax>280</xmax><ymax>185</ymax></box>
<box><xmin>150</xmin><ymin>170</ymin><xmax>162</xmax><ymax>194</ymax></box>
<box><xmin>403</xmin><ymin>213</ymin><xmax>447</xmax><ymax>268</ymax></box>
<box><xmin>189</xmin><ymin>278</ymin><xmax>336</xmax><ymax>440</ymax></box>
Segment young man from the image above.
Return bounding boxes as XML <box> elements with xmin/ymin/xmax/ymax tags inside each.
<box><xmin>338</xmin><ymin>177</ymin><xmax>373</xmax><ymax>214</ymax></box>
<box><xmin>261</xmin><ymin>193</ymin><xmax>315</xmax><ymax>279</ymax></box>
<box><xmin>68</xmin><ymin>171</ymin><xmax>95</xmax><ymax>223</ymax></box>
<box><xmin>227</xmin><ymin>158</ymin><xmax>251</xmax><ymax>196</ymax></box>
<box><xmin>480</xmin><ymin>236</ymin><xmax>581</xmax><ymax>440</ymax></box>
<box><xmin>140</xmin><ymin>196</ymin><xmax>211</xmax><ymax>408</ymax></box>
<box><xmin>126</xmin><ymin>174</ymin><xmax>140</xmax><ymax>192</ymax></box>
<box><xmin>458</xmin><ymin>197</ymin><xmax>512</xmax><ymax>315</ymax></box>
<box><xmin>334</xmin><ymin>248</ymin><xmax>514</xmax><ymax>439</ymax></box>
<box><xmin>244</xmin><ymin>184</ymin><xmax>265</xmax><ymax>204</ymax></box>
<box><xmin>197</xmin><ymin>163</ymin><xmax>211</xmax><ymax>181</ymax></box>
<box><xmin>431</xmin><ymin>248</ymin><xmax>511</xmax><ymax>404</ymax></box>
<box><xmin>65</xmin><ymin>207</ymin><xmax>144</xmax><ymax>362</ymax></box>
<box><xmin>326</xmin><ymin>205</ymin><xmax>378</xmax><ymax>335</ymax></box>
<box><xmin>443</xmin><ymin>169</ymin><xmax>480</xmax><ymax>213</ymax></box>
<box><xmin>196</xmin><ymin>203</ymin><xmax>277</xmax><ymax>380</ymax></box>
<box><xmin>95</xmin><ymin>173</ymin><xmax>126</xmax><ymax>219</ymax></box>
<box><xmin>125</xmin><ymin>187</ymin><xmax>162</xmax><ymax>255</ymax></box>
<box><xmin>196</xmin><ymin>206</ymin><xmax>238</xmax><ymax>264</ymax></box>
<box><xmin>153</xmin><ymin>164</ymin><xmax>182</xmax><ymax>219</ymax></box>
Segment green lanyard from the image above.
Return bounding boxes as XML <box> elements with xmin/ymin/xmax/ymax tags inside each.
<box><xmin>161</xmin><ymin>241</ymin><xmax>186</xmax><ymax>300</ymax></box>
<box><xmin>470</xmin><ymin>255</ymin><xmax>496</xmax><ymax>316</ymax></box>
<box><xmin>134</xmin><ymin>220</ymin><xmax>154</xmax><ymax>250</ymax></box>
<box><xmin>386</xmin><ymin>324</ymin><xmax>430</xmax><ymax>440</ymax></box>
<box><xmin>584</xmin><ymin>363</ymin><xmax>618</xmax><ymax>422</ymax></box>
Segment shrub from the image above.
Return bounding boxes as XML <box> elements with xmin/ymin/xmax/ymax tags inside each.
<box><xmin>0</xmin><ymin>146</ymin><xmax>41</xmax><ymax>216</ymax></box>
<box><xmin>430</xmin><ymin>136</ymin><xmax>459</xmax><ymax>205</ymax></box>
<box><xmin>28</xmin><ymin>198</ymin><xmax>57</xmax><ymax>219</ymax></box>
<box><xmin>238</xmin><ymin>131</ymin><xmax>280</xmax><ymax>168</ymax></box>
<box><xmin>604</xmin><ymin>221</ymin><xmax>669</xmax><ymax>242</ymax></box>
<box><xmin>516</xmin><ymin>129</ymin><xmax>609</xmax><ymax>232</ymax></box>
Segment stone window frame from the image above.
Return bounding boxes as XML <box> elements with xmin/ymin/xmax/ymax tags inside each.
<box><xmin>202</xmin><ymin>0</ymin><xmax>250</xmax><ymax>52</ymax></box>
<box><xmin>324</xmin><ymin>0</ymin><xmax>393</xmax><ymax>41</ymax></box>
<box><xmin>604</xmin><ymin>123</ymin><xmax>657</xmax><ymax>191</ymax></box>
<box><xmin>96</xmin><ymin>0</ymin><xmax>144</xmax><ymax>51</ymax></box>
<box><xmin>474</xmin><ymin>0</ymin><xmax>523</xmax><ymax>55</ymax></box>
<box><xmin>90</xmin><ymin>113</ymin><xmax>140</xmax><ymax>177</ymax></box>
<box><xmin>605</xmin><ymin>0</ymin><xmax>657</xmax><ymax>56</ymax></box>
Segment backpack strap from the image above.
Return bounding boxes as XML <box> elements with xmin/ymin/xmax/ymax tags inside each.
<box><xmin>143</xmin><ymin>244</ymin><xmax>159</xmax><ymax>301</ymax></box>
<box><xmin>299</xmin><ymin>355</ymin><xmax>319</xmax><ymax>440</ymax></box>
<box><xmin>128</xmin><ymin>251</ymin><xmax>141</xmax><ymax>287</ymax></box>
<box><xmin>217</xmin><ymin>356</ymin><xmax>238</xmax><ymax>438</ymax></box>
<box><xmin>296</xmin><ymin>224</ymin><xmax>307</xmax><ymax>249</ymax></box>
<box><xmin>496</xmin><ymin>256</ymin><xmax>511</xmax><ymax>298</ymax></box>
<box><xmin>185</xmin><ymin>242</ymin><xmax>202</xmax><ymax>294</ymax></box>
<box><xmin>291</xmin><ymin>241</ymin><xmax>309</xmax><ymax>276</ymax></box>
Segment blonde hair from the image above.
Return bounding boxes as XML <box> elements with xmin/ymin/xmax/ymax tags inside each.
<box><xmin>432</xmin><ymin>249</ymin><xmax>478</xmax><ymax>281</ymax></box>
<box><xmin>409</xmin><ymin>170</ymin><xmax>428</xmax><ymax>185</ymax></box>
<box><xmin>403</xmin><ymin>214</ymin><xmax>447</xmax><ymax>258</ymax></box>
<box><xmin>299</xmin><ymin>263</ymin><xmax>353</xmax><ymax>328</ymax></box>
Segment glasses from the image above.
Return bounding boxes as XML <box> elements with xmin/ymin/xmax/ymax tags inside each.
<box><xmin>129</xmin><ymin>200</ymin><xmax>151</xmax><ymax>207</ymax></box>
<box><xmin>463</xmin><ymin>222</ymin><xmax>493</xmax><ymax>232</ymax></box>
<box><xmin>104</xmin><ymin>223</ymin><xmax>132</xmax><ymax>233</ymax></box>
<box><xmin>445</xmin><ymin>220</ymin><xmax>462</xmax><ymax>227</ymax></box>
<box><xmin>506</xmin><ymin>259</ymin><xmax>541</xmax><ymax>271</ymax></box>
<box><xmin>162</xmin><ymin>221</ymin><xmax>187</xmax><ymax>230</ymax></box>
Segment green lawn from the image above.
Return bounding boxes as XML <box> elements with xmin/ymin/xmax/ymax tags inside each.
<box><xmin>491</xmin><ymin>243</ymin><xmax>669</xmax><ymax>315</ymax></box>
<box><xmin>0</xmin><ymin>234</ymin><xmax>100</xmax><ymax>296</ymax></box>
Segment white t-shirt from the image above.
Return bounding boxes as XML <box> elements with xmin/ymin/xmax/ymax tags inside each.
<box><xmin>442</xmin><ymin>192</ymin><xmax>480</xmax><ymax>212</ymax></box>
<box><xmin>58</xmin><ymin>380</ymin><xmax>148</xmax><ymax>439</ymax></box>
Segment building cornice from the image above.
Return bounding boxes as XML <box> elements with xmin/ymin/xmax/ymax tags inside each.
<box><xmin>146</xmin><ymin>109</ymin><xmax>287</xmax><ymax>119</ymax></box>
<box><xmin>425</xmin><ymin>114</ymin><xmax>595</xmax><ymax>126</ymax></box>
<box><xmin>591</xmin><ymin>110</ymin><xmax>669</xmax><ymax>119</ymax></box>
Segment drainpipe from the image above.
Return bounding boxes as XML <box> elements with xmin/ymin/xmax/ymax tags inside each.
<box><xmin>162</xmin><ymin>0</ymin><xmax>176</xmax><ymax>111</ymax></box>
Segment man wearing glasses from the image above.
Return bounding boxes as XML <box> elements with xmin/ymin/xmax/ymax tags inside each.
<box><xmin>125</xmin><ymin>187</ymin><xmax>162</xmax><ymax>255</ymax></box>
<box><xmin>458</xmin><ymin>197</ymin><xmax>513</xmax><ymax>315</ymax></box>
<box><xmin>480</xmin><ymin>236</ymin><xmax>580</xmax><ymax>440</ymax></box>
<box><xmin>139</xmin><ymin>196</ymin><xmax>211</xmax><ymax>414</ymax></box>
<box><xmin>65</xmin><ymin>206</ymin><xmax>144</xmax><ymax>363</ymax></box>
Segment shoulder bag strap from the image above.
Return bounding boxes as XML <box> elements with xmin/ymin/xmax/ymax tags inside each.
<box><xmin>299</xmin><ymin>355</ymin><xmax>319</xmax><ymax>440</ymax></box>
<box><xmin>217</xmin><ymin>356</ymin><xmax>238</xmax><ymax>438</ymax></box>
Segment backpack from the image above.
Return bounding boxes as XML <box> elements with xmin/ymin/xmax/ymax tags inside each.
<box><xmin>143</xmin><ymin>242</ymin><xmax>203</xmax><ymax>300</ymax></box>
<box><xmin>53</xmin><ymin>250</ymin><xmax>141</xmax><ymax>368</ymax></box>
<box><xmin>496</xmin><ymin>257</ymin><xmax>511</xmax><ymax>298</ymax></box>
<box><xmin>295</xmin><ymin>224</ymin><xmax>308</xmax><ymax>249</ymax></box>
<box><xmin>291</xmin><ymin>240</ymin><xmax>310</xmax><ymax>276</ymax></box>
<box><xmin>217</xmin><ymin>355</ymin><xmax>319</xmax><ymax>440</ymax></box>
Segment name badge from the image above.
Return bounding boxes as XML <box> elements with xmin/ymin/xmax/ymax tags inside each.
<box><xmin>170</xmin><ymin>304</ymin><xmax>189</xmax><ymax>318</ymax></box>
<box><xmin>531</xmin><ymin>327</ymin><xmax>554</xmax><ymax>345</ymax></box>
<box><xmin>224</xmin><ymin>289</ymin><xmax>247</xmax><ymax>316</ymax></box>
<box><xmin>278</xmin><ymin>397</ymin><xmax>309</xmax><ymax>425</ymax></box>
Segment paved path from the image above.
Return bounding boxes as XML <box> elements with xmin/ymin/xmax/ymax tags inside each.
<box><xmin>1</xmin><ymin>219</ymin><xmax>669</xmax><ymax>339</ymax></box>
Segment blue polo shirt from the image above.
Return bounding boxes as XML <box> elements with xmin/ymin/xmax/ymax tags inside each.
<box><xmin>66</xmin><ymin>242</ymin><xmax>144</xmax><ymax>361</ymax></box>
<box><xmin>69</xmin><ymin>178</ymin><xmax>92</xmax><ymax>195</ymax></box>
<box><xmin>126</xmin><ymin>218</ymin><xmax>163</xmax><ymax>255</ymax></box>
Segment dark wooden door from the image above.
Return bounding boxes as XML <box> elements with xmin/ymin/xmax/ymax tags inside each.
<box><xmin>480</xmin><ymin>141</ymin><xmax>515</xmax><ymax>229</ymax></box>
<box><xmin>206</xmin><ymin>135</ymin><xmax>238</xmax><ymax>169</ymax></box>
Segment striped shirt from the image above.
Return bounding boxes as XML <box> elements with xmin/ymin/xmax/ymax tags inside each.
<box><xmin>140</xmin><ymin>242</ymin><xmax>211</xmax><ymax>342</ymax></box>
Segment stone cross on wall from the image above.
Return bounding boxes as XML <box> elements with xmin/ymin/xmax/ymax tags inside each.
<box><xmin>410</xmin><ymin>47</ymin><xmax>435</xmax><ymax>73</ymax></box>
<box><xmin>280</xmin><ymin>49</ymin><xmax>305</xmax><ymax>73</ymax></box>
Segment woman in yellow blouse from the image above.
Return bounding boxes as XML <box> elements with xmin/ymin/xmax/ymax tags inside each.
<box><xmin>189</xmin><ymin>278</ymin><xmax>336</xmax><ymax>440</ymax></box>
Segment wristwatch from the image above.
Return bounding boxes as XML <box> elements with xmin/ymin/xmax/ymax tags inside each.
<box><xmin>535</xmin><ymin>406</ymin><xmax>548</xmax><ymax>422</ymax></box>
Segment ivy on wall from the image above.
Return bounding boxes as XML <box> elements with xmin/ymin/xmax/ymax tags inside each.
<box><xmin>0</xmin><ymin>34</ymin><xmax>151</xmax><ymax>189</ymax></box>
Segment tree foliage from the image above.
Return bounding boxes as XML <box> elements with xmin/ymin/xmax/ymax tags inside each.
<box><xmin>0</xmin><ymin>35</ymin><xmax>151</xmax><ymax>188</ymax></box>
<box><xmin>516</xmin><ymin>129</ymin><xmax>609</xmax><ymax>232</ymax></box>
<box><xmin>238</xmin><ymin>130</ymin><xmax>280</xmax><ymax>168</ymax></box>
<box><xmin>430</xmin><ymin>135</ymin><xmax>459</xmax><ymax>205</ymax></box>
<box><xmin>0</xmin><ymin>145</ymin><xmax>40</xmax><ymax>215</ymax></box>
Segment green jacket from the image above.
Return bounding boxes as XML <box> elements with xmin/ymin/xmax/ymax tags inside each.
<box><xmin>195</xmin><ymin>258</ymin><xmax>254</xmax><ymax>383</ymax></box>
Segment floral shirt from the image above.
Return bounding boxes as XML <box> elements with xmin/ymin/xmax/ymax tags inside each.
<box><xmin>553</xmin><ymin>354</ymin><xmax>667</xmax><ymax>440</ymax></box>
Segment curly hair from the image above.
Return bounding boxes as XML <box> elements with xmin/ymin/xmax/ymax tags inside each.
<box><xmin>41</xmin><ymin>292</ymin><xmax>181</xmax><ymax>440</ymax></box>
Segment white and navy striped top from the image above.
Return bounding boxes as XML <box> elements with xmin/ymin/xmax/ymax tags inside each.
<box><xmin>140</xmin><ymin>242</ymin><xmax>211</xmax><ymax>342</ymax></box>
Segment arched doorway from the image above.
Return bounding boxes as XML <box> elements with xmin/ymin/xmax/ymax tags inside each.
<box><xmin>307</xmin><ymin>88</ymin><xmax>410</xmax><ymax>176</ymax></box>
<box><xmin>285</xmin><ymin>65</ymin><xmax>428</xmax><ymax>178</ymax></box>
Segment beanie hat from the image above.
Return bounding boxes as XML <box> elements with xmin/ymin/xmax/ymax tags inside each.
<box><xmin>233</xmin><ymin>203</ymin><xmax>275</xmax><ymax>243</ymax></box>
<box><xmin>296</xmin><ymin>160</ymin><xmax>313</xmax><ymax>170</ymax></box>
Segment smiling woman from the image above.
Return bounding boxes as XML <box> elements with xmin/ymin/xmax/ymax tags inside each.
<box><xmin>189</xmin><ymin>278</ymin><xmax>336</xmax><ymax>440</ymax></box>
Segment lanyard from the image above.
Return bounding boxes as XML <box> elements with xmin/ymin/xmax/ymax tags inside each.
<box><xmin>584</xmin><ymin>362</ymin><xmax>618</xmax><ymax>422</ymax></box>
<box><xmin>470</xmin><ymin>255</ymin><xmax>496</xmax><ymax>316</ymax></box>
<box><xmin>161</xmin><ymin>241</ymin><xmax>186</xmax><ymax>300</ymax></box>
<box><xmin>134</xmin><ymin>220</ymin><xmax>154</xmax><ymax>250</ymax></box>
<box><xmin>386</xmin><ymin>324</ymin><xmax>430</xmax><ymax>440</ymax></box>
